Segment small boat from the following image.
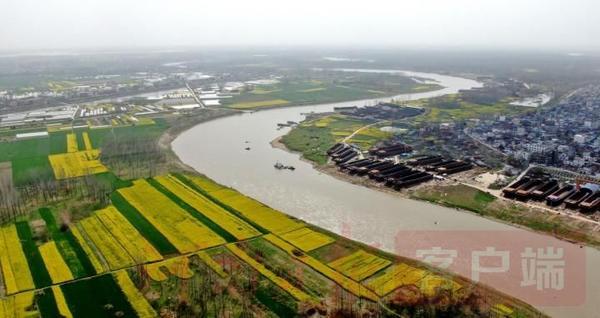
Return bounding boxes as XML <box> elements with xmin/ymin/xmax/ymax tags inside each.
<box><xmin>245</xmin><ymin>147</ymin><xmax>251</xmax><ymax>151</ymax></box>
<box><xmin>274</xmin><ymin>162</ymin><xmax>295</xmax><ymax>171</ymax></box>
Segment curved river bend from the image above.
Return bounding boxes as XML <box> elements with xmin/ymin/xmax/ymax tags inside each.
<box><xmin>173</xmin><ymin>70</ymin><xmax>599</xmax><ymax>317</ymax></box>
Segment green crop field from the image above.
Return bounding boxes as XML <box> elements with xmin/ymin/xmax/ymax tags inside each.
<box><xmin>409</xmin><ymin>94</ymin><xmax>532</xmax><ymax>123</ymax></box>
<box><xmin>224</xmin><ymin>76</ymin><xmax>441</xmax><ymax>110</ymax></box>
<box><xmin>110</xmin><ymin>191</ymin><xmax>178</xmax><ymax>255</ymax></box>
<box><xmin>61</xmin><ymin>274</ymin><xmax>137</xmax><ymax>318</ymax></box>
<box><xmin>281</xmin><ymin>114</ymin><xmax>390</xmax><ymax>165</ymax></box>
<box><xmin>15</xmin><ymin>221</ymin><xmax>53</xmax><ymax>288</ymax></box>
<box><xmin>39</xmin><ymin>208</ymin><xmax>97</xmax><ymax>277</ymax></box>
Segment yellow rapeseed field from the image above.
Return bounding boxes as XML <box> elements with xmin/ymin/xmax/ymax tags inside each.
<box><xmin>39</xmin><ymin>241</ymin><xmax>74</xmax><ymax>284</ymax></box>
<box><xmin>230</xmin><ymin>99</ymin><xmax>290</xmax><ymax>109</ymax></box>
<box><xmin>264</xmin><ymin>234</ymin><xmax>379</xmax><ymax>301</ymax></box>
<box><xmin>209</xmin><ymin>188</ymin><xmax>304</xmax><ymax>234</ymax></box>
<box><xmin>136</xmin><ymin>117</ymin><xmax>155</xmax><ymax>125</ymax></box>
<box><xmin>51</xmin><ymin>286</ymin><xmax>73</xmax><ymax>318</ymax></box>
<box><xmin>95</xmin><ymin>206</ymin><xmax>163</xmax><ymax>264</ymax></box>
<box><xmin>48</xmin><ymin>150</ymin><xmax>108</xmax><ymax>179</ymax></box>
<box><xmin>0</xmin><ymin>291</ymin><xmax>38</xmax><ymax>317</ymax></box>
<box><xmin>186</xmin><ymin>174</ymin><xmax>226</xmax><ymax>192</ymax></box>
<box><xmin>364</xmin><ymin>263</ymin><xmax>443</xmax><ymax>297</ymax></box>
<box><xmin>0</xmin><ymin>225</ymin><xmax>35</xmax><ymax>295</ymax></box>
<box><xmin>194</xmin><ymin>251</ymin><xmax>227</xmax><ymax>278</ymax></box>
<box><xmin>78</xmin><ymin>217</ymin><xmax>135</xmax><ymax>270</ymax></box>
<box><xmin>227</xmin><ymin>244</ymin><xmax>314</xmax><ymax>303</ymax></box>
<box><xmin>279</xmin><ymin>227</ymin><xmax>335</xmax><ymax>252</ymax></box>
<box><xmin>164</xmin><ymin>257</ymin><xmax>194</xmax><ymax>279</ymax></box>
<box><xmin>69</xmin><ymin>226</ymin><xmax>108</xmax><ymax>274</ymax></box>
<box><xmin>419</xmin><ymin>274</ymin><xmax>461</xmax><ymax>297</ymax></box>
<box><xmin>328</xmin><ymin>250</ymin><xmax>391</xmax><ymax>281</ymax></box>
<box><xmin>82</xmin><ymin>131</ymin><xmax>93</xmax><ymax>150</ymax></box>
<box><xmin>155</xmin><ymin>175</ymin><xmax>260</xmax><ymax>240</ymax></box>
<box><xmin>364</xmin><ymin>263</ymin><xmax>414</xmax><ymax>296</ymax></box>
<box><xmin>145</xmin><ymin>263</ymin><xmax>168</xmax><ymax>282</ymax></box>
<box><xmin>118</xmin><ymin>179</ymin><xmax>226</xmax><ymax>253</ymax></box>
<box><xmin>145</xmin><ymin>255</ymin><xmax>194</xmax><ymax>280</ymax></box>
<box><xmin>114</xmin><ymin>271</ymin><xmax>157</xmax><ymax>318</ymax></box>
<box><xmin>66</xmin><ymin>133</ymin><xmax>78</xmax><ymax>152</ymax></box>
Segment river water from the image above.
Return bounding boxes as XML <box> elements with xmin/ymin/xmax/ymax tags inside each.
<box><xmin>173</xmin><ymin>70</ymin><xmax>599</xmax><ymax>317</ymax></box>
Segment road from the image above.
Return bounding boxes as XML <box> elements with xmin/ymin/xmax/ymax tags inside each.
<box><xmin>185</xmin><ymin>82</ymin><xmax>205</xmax><ymax>109</ymax></box>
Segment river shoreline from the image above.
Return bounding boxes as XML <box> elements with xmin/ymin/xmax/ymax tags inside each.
<box><xmin>271</xmin><ymin>135</ymin><xmax>599</xmax><ymax>250</ymax></box>
<box><xmin>169</xmin><ymin>70</ymin><xmax>599</xmax><ymax>317</ymax></box>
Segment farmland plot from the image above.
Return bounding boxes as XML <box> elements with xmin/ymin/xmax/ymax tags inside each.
<box><xmin>264</xmin><ymin>234</ymin><xmax>379</xmax><ymax>301</ymax></box>
<box><xmin>77</xmin><ymin>217</ymin><xmax>135</xmax><ymax>271</ymax></box>
<box><xmin>66</xmin><ymin>133</ymin><xmax>78</xmax><ymax>153</ymax></box>
<box><xmin>68</xmin><ymin>226</ymin><xmax>108</xmax><ymax>274</ymax></box>
<box><xmin>118</xmin><ymin>179</ymin><xmax>225</xmax><ymax>253</ymax></box>
<box><xmin>328</xmin><ymin>250</ymin><xmax>391</xmax><ymax>281</ymax></box>
<box><xmin>95</xmin><ymin>206</ymin><xmax>163</xmax><ymax>264</ymax></box>
<box><xmin>279</xmin><ymin>227</ymin><xmax>335</xmax><ymax>252</ymax></box>
<box><xmin>39</xmin><ymin>241</ymin><xmax>74</xmax><ymax>284</ymax></box>
<box><xmin>48</xmin><ymin>150</ymin><xmax>108</xmax><ymax>179</ymax></box>
<box><xmin>0</xmin><ymin>225</ymin><xmax>35</xmax><ymax>295</ymax></box>
<box><xmin>227</xmin><ymin>244</ymin><xmax>314</xmax><ymax>303</ymax></box>
<box><xmin>155</xmin><ymin>175</ymin><xmax>261</xmax><ymax>240</ymax></box>
<box><xmin>114</xmin><ymin>270</ymin><xmax>157</xmax><ymax>318</ymax></box>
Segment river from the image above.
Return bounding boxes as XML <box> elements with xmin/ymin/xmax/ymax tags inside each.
<box><xmin>172</xmin><ymin>70</ymin><xmax>599</xmax><ymax>318</ymax></box>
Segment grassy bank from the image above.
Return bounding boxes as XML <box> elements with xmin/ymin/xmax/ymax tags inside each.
<box><xmin>411</xmin><ymin>184</ymin><xmax>600</xmax><ymax>247</ymax></box>
<box><xmin>281</xmin><ymin>114</ymin><xmax>391</xmax><ymax>165</ymax></box>
<box><xmin>404</xmin><ymin>94</ymin><xmax>532</xmax><ymax>123</ymax></box>
<box><xmin>224</xmin><ymin>75</ymin><xmax>441</xmax><ymax>110</ymax></box>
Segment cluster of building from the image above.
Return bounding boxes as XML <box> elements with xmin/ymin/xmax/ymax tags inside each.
<box><xmin>334</xmin><ymin>103</ymin><xmax>424</xmax><ymax>121</ymax></box>
<box><xmin>468</xmin><ymin>85</ymin><xmax>600</xmax><ymax>177</ymax></box>
<box><xmin>327</xmin><ymin>142</ymin><xmax>473</xmax><ymax>190</ymax></box>
<box><xmin>0</xmin><ymin>106</ymin><xmax>77</xmax><ymax>128</ymax></box>
<box><xmin>503</xmin><ymin>172</ymin><xmax>600</xmax><ymax>215</ymax></box>
<box><xmin>0</xmin><ymin>71</ymin><xmax>213</xmax><ymax>115</ymax></box>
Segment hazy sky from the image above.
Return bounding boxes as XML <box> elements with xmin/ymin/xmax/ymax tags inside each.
<box><xmin>1</xmin><ymin>0</ymin><xmax>599</xmax><ymax>51</ymax></box>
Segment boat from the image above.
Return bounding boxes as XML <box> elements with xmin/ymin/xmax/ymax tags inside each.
<box><xmin>530</xmin><ymin>180</ymin><xmax>559</xmax><ymax>201</ymax></box>
<box><xmin>503</xmin><ymin>177</ymin><xmax>531</xmax><ymax>198</ymax></box>
<box><xmin>274</xmin><ymin>162</ymin><xmax>295</xmax><ymax>171</ymax></box>
<box><xmin>515</xmin><ymin>179</ymin><xmax>545</xmax><ymax>201</ymax></box>
<box><xmin>579</xmin><ymin>191</ymin><xmax>600</xmax><ymax>213</ymax></box>
<box><xmin>546</xmin><ymin>184</ymin><xmax>576</xmax><ymax>207</ymax></box>
<box><xmin>564</xmin><ymin>183</ymin><xmax>599</xmax><ymax>209</ymax></box>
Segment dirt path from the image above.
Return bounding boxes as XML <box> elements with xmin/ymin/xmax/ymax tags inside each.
<box><xmin>342</xmin><ymin>121</ymin><xmax>385</xmax><ymax>143</ymax></box>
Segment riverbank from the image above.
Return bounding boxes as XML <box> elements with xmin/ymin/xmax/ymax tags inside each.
<box><xmin>273</xmin><ymin>135</ymin><xmax>600</xmax><ymax>249</ymax></box>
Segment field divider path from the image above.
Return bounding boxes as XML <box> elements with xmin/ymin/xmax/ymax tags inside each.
<box><xmin>342</xmin><ymin>120</ymin><xmax>386</xmax><ymax>143</ymax></box>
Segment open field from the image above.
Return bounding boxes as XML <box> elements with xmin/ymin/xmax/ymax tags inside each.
<box><xmin>177</xmin><ymin>174</ymin><xmax>304</xmax><ymax>234</ymax></box>
<box><xmin>281</xmin><ymin>114</ymin><xmax>391</xmax><ymax>164</ymax></box>
<box><xmin>408</xmin><ymin>94</ymin><xmax>532</xmax><ymax>123</ymax></box>
<box><xmin>229</xmin><ymin>99</ymin><xmax>290</xmax><ymax>109</ymax></box>
<box><xmin>279</xmin><ymin>226</ymin><xmax>335</xmax><ymax>252</ymax></box>
<box><xmin>118</xmin><ymin>179</ymin><xmax>226</xmax><ymax>253</ymax></box>
<box><xmin>154</xmin><ymin>174</ymin><xmax>261</xmax><ymax>240</ymax></box>
<box><xmin>412</xmin><ymin>183</ymin><xmax>600</xmax><ymax>247</ymax></box>
<box><xmin>328</xmin><ymin>249</ymin><xmax>392</xmax><ymax>281</ymax></box>
<box><xmin>95</xmin><ymin>206</ymin><xmax>163</xmax><ymax>264</ymax></box>
<box><xmin>224</xmin><ymin>75</ymin><xmax>441</xmax><ymax>110</ymax></box>
<box><xmin>0</xmin><ymin>121</ymin><xmax>168</xmax><ymax>185</ymax></box>
<box><xmin>0</xmin><ymin>225</ymin><xmax>35</xmax><ymax>295</ymax></box>
<box><xmin>49</xmin><ymin>149</ymin><xmax>109</xmax><ymax>179</ymax></box>
<box><xmin>39</xmin><ymin>241</ymin><xmax>74</xmax><ymax>284</ymax></box>
<box><xmin>0</xmin><ymin>172</ymin><xmax>544</xmax><ymax>317</ymax></box>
